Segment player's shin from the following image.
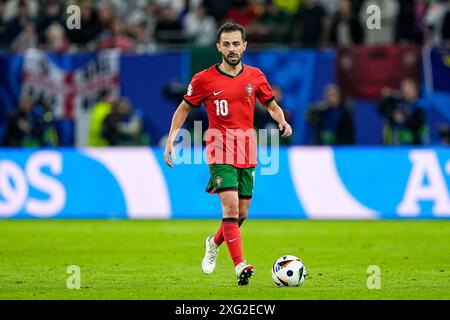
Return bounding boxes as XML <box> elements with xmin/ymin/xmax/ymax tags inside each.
<box><xmin>213</xmin><ymin>225</ymin><xmax>224</xmax><ymax>246</ymax></box>
<box><xmin>221</xmin><ymin>218</ymin><xmax>243</xmax><ymax>266</ymax></box>
<box><xmin>213</xmin><ymin>217</ymin><xmax>246</xmax><ymax>246</ymax></box>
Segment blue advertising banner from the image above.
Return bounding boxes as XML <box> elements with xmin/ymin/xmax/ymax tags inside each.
<box><xmin>1</xmin><ymin>147</ymin><xmax>449</xmax><ymax>219</ymax></box>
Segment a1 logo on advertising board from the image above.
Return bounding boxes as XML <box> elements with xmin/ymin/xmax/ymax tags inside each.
<box><xmin>398</xmin><ymin>150</ymin><xmax>450</xmax><ymax>217</ymax></box>
<box><xmin>0</xmin><ymin>151</ymin><xmax>66</xmax><ymax>218</ymax></box>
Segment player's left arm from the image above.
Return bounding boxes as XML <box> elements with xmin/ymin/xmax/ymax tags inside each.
<box><xmin>266</xmin><ymin>100</ymin><xmax>293</xmax><ymax>138</ymax></box>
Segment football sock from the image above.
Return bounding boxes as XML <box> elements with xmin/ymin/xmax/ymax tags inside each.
<box><xmin>213</xmin><ymin>217</ymin><xmax>247</xmax><ymax>246</ymax></box>
<box><xmin>213</xmin><ymin>224</ymin><xmax>224</xmax><ymax>246</ymax></box>
<box><xmin>221</xmin><ymin>218</ymin><xmax>243</xmax><ymax>266</ymax></box>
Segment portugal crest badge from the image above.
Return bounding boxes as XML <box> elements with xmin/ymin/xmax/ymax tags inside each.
<box><xmin>215</xmin><ymin>176</ymin><xmax>222</xmax><ymax>188</ymax></box>
<box><xmin>246</xmin><ymin>83</ymin><xmax>254</xmax><ymax>96</ymax></box>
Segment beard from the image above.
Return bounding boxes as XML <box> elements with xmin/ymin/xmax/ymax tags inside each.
<box><xmin>222</xmin><ymin>52</ymin><xmax>242</xmax><ymax>66</ymax></box>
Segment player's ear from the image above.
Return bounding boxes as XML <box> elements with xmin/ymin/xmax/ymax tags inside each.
<box><xmin>243</xmin><ymin>41</ymin><xmax>247</xmax><ymax>51</ymax></box>
<box><xmin>216</xmin><ymin>42</ymin><xmax>220</xmax><ymax>52</ymax></box>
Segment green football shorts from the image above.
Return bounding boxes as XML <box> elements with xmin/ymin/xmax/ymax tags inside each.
<box><xmin>205</xmin><ymin>164</ymin><xmax>255</xmax><ymax>198</ymax></box>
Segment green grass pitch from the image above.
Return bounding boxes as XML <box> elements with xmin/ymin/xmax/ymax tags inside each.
<box><xmin>0</xmin><ymin>220</ymin><xmax>449</xmax><ymax>300</ymax></box>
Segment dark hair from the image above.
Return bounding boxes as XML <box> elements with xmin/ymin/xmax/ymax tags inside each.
<box><xmin>98</xmin><ymin>88</ymin><xmax>113</xmax><ymax>101</ymax></box>
<box><xmin>217</xmin><ymin>22</ymin><xmax>246</xmax><ymax>43</ymax></box>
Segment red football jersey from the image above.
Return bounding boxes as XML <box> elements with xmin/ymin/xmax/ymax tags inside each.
<box><xmin>183</xmin><ymin>64</ymin><xmax>275</xmax><ymax>168</ymax></box>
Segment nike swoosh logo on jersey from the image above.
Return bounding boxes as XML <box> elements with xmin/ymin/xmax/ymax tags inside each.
<box><xmin>213</xmin><ymin>90</ymin><xmax>224</xmax><ymax>96</ymax></box>
<box><xmin>229</xmin><ymin>237</ymin><xmax>239</xmax><ymax>243</ymax></box>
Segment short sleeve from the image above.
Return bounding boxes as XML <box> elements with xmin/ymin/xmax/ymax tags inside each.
<box><xmin>183</xmin><ymin>73</ymin><xmax>205</xmax><ymax>108</ymax></box>
<box><xmin>256</xmin><ymin>71</ymin><xmax>275</xmax><ymax>106</ymax></box>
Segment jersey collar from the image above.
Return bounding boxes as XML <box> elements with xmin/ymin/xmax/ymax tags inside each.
<box><xmin>215</xmin><ymin>63</ymin><xmax>245</xmax><ymax>79</ymax></box>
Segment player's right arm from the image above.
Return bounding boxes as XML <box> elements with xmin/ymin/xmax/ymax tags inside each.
<box><xmin>165</xmin><ymin>72</ymin><xmax>205</xmax><ymax>167</ymax></box>
<box><xmin>164</xmin><ymin>100</ymin><xmax>194</xmax><ymax>168</ymax></box>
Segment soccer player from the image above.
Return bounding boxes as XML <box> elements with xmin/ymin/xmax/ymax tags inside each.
<box><xmin>164</xmin><ymin>22</ymin><xmax>292</xmax><ymax>286</ymax></box>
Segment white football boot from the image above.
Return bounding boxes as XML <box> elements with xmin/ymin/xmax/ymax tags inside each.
<box><xmin>235</xmin><ymin>261</ymin><xmax>254</xmax><ymax>286</ymax></box>
<box><xmin>201</xmin><ymin>236</ymin><xmax>219</xmax><ymax>275</ymax></box>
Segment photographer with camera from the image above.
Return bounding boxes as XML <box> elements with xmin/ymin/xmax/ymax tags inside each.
<box><xmin>378</xmin><ymin>78</ymin><xmax>429</xmax><ymax>146</ymax></box>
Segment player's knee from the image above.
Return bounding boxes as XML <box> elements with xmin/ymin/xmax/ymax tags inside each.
<box><xmin>223</xmin><ymin>203</ymin><xmax>239</xmax><ymax>217</ymax></box>
<box><xmin>239</xmin><ymin>209</ymin><xmax>248</xmax><ymax>220</ymax></box>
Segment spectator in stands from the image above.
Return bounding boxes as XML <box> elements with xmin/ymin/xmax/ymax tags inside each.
<box><xmin>252</xmin><ymin>0</ymin><xmax>293</xmax><ymax>44</ymax></box>
<box><xmin>102</xmin><ymin>97</ymin><xmax>145</xmax><ymax>146</ymax></box>
<box><xmin>154</xmin><ymin>5</ymin><xmax>184</xmax><ymax>45</ymax></box>
<box><xmin>156</xmin><ymin>0</ymin><xmax>186</xmax><ymax>18</ymax></box>
<box><xmin>108</xmin><ymin>0</ymin><xmax>133</xmax><ymax>19</ymax></box>
<box><xmin>97</xmin><ymin>0</ymin><xmax>116</xmax><ymax>32</ymax></box>
<box><xmin>3</xmin><ymin>95</ymin><xmax>58</xmax><ymax>147</ymax></box>
<box><xmin>415</xmin><ymin>0</ymin><xmax>428</xmax><ymax>44</ymax></box>
<box><xmin>128</xmin><ymin>12</ymin><xmax>157</xmax><ymax>53</ymax></box>
<box><xmin>425</xmin><ymin>0</ymin><xmax>450</xmax><ymax>44</ymax></box>
<box><xmin>11</xmin><ymin>21</ymin><xmax>37</xmax><ymax>52</ymax></box>
<box><xmin>88</xmin><ymin>89</ymin><xmax>116</xmax><ymax>147</ymax></box>
<box><xmin>442</xmin><ymin>0</ymin><xmax>450</xmax><ymax>43</ymax></box>
<box><xmin>185</xmin><ymin>0</ymin><xmax>204</xmax><ymax>13</ymax></box>
<box><xmin>95</xmin><ymin>0</ymin><xmax>117</xmax><ymax>48</ymax></box>
<box><xmin>183</xmin><ymin>5</ymin><xmax>217</xmax><ymax>47</ymax></box>
<box><xmin>2</xmin><ymin>0</ymin><xmax>38</xmax><ymax>22</ymax></box>
<box><xmin>203</xmin><ymin>0</ymin><xmax>231</xmax><ymax>24</ymax></box>
<box><xmin>272</xmin><ymin>0</ymin><xmax>301</xmax><ymax>15</ymax></box>
<box><xmin>292</xmin><ymin>0</ymin><xmax>328</xmax><ymax>47</ymax></box>
<box><xmin>359</xmin><ymin>0</ymin><xmax>399</xmax><ymax>45</ymax></box>
<box><xmin>226</xmin><ymin>0</ymin><xmax>260</xmax><ymax>30</ymax></box>
<box><xmin>395</xmin><ymin>0</ymin><xmax>427</xmax><ymax>44</ymax></box>
<box><xmin>0</xmin><ymin>0</ymin><xmax>7</xmax><ymax>49</ymax></box>
<box><xmin>4</xmin><ymin>0</ymin><xmax>33</xmax><ymax>45</ymax></box>
<box><xmin>377</xmin><ymin>78</ymin><xmax>429</xmax><ymax>146</ymax></box>
<box><xmin>3</xmin><ymin>96</ymin><xmax>34</xmax><ymax>146</ymax></box>
<box><xmin>318</xmin><ymin>0</ymin><xmax>341</xmax><ymax>16</ymax></box>
<box><xmin>329</xmin><ymin>0</ymin><xmax>363</xmax><ymax>47</ymax></box>
<box><xmin>97</xmin><ymin>18</ymin><xmax>133</xmax><ymax>52</ymax></box>
<box><xmin>35</xmin><ymin>0</ymin><xmax>63</xmax><ymax>44</ymax></box>
<box><xmin>29</xmin><ymin>95</ymin><xmax>59</xmax><ymax>147</ymax></box>
<box><xmin>44</xmin><ymin>22</ymin><xmax>69</xmax><ymax>53</ymax></box>
<box><xmin>306</xmin><ymin>84</ymin><xmax>355</xmax><ymax>145</ymax></box>
<box><xmin>66</xmin><ymin>1</ymin><xmax>101</xmax><ymax>50</ymax></box>
<box><xmin>142</xmin><ymin>0</ymin><xmax>161</xmax><ymax>33</ymax></box>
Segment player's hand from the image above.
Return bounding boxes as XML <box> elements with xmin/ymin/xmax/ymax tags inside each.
<box><xmin>279</xmin><ymin>121</ymin><xmax>292</xmax><ymax>138</ymax></box>
<box><xmin>164</xmin><ymin>144</ymin><xmax>176</xmax><ymax>168</ymax></box>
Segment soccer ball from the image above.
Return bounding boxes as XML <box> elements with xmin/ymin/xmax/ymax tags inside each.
<box><xmin>272</xmin><ymin>255</ymin><xmax>306</xmax><ymax>287</ymax></box>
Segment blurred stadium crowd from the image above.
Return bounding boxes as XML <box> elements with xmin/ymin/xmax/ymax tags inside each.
<box><xmin>1</xmin><ymin>0</ymin><xmax>450</xmax><ymax>148</ymax></box>
<box><xmin>0</xmin><ymin>0</ymin><xmax>450</xmax><ymax>52</ymax></box>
